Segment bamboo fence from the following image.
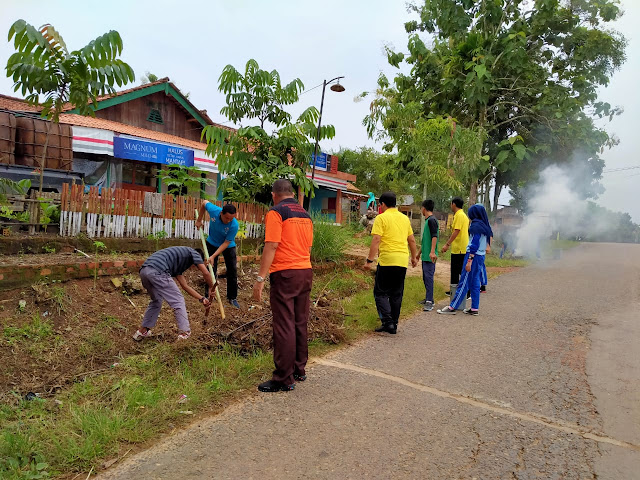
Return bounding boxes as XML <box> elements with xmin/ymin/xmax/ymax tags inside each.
<box><xmin>58</xmin><ymin>185</ymin><xmax>267</xmax><ymax>239</ymax></box>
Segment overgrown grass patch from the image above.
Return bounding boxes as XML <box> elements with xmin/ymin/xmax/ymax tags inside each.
<box><xmin>0</xmin><ymin>344</ymin><xmax>273</xmax><ymax>478</ymax></box>
<box><xmin>311</xmin><ymin>215</ymin><xmax>351</xmax><ymax>263</ymax></box>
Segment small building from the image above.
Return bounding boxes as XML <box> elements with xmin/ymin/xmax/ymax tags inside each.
<box><xmin>303</xmin><ymin>152</ymin><xmax>356</xmax><ymax>224</ymax></box>
<box><xmin>493</xmin><ymin>206</ymin><xmax>523</xmax><ymax>238</ymax></box>
<box><xmin>1</xmin><ymin>79</ymin><xmax>356</xmax><ymax>224</ymax></box>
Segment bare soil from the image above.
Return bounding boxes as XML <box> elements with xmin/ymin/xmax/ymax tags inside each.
<box><xmin>0</xmin><ymin>266</ymin><xmax>346</xmax><ymax>402</ymax></box>
<box><xmin>0</xmin><ymin>251</ymin><xmax>148</xmax><ymax>267</ymax></box>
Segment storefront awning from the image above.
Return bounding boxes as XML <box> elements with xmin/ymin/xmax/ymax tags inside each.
<box><xmin>71</xmin><ymin>126</ymin><xmax>218</xmax><ymax>173</ymax></box>
<box><xmin>307</xmin><ymin>171</ymin><xmax>349</xmax><ymax>191</ymax></box>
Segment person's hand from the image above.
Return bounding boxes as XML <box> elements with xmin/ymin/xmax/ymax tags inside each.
<box><xmin>195</xmin><ymin>220</ymin><xmax>203</xmax><ymax>230</ymax></box>
<box><xmin>252</xmin><ymin>281</ymin><xmax>264</xmax><ymax>302</ymax></box>
<box><xmin>486</xmin><ymin>244</ymin><xmax>492</xmax><ymax>254</ymax></box>
<box><xmin>441</xmin><ymin>244</ymin><xmax>449</xmax><ymax>253</ymax></box>
<box><xmin>411</xmin><ymin>257</ymin><xmax>418</xmax><ymax>268</ymax></box>
<box><xmin>430</xmin><ymin>252</ymin><xmax>437</xmax><ymax>263</ymax></box>
<box><xmin>465</xmin><ymin>261</ymin><xmax>472</xmax><ymax>272</ymax></box>
<box><xmin>202</xmin><ymin>297</ymin><xmax>211</xmax><ymax>307</ymax></box>
<box><xmin>208</xmin><ymin>254</ymin><xmax>217</xmax><ymax>265</ymax></box>
<box><xmin>363</xmin><ymin>261</ymin><xmax>373</xmax><ymax>271</ymax></box>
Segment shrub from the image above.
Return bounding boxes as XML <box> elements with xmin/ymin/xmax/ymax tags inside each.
<box><xmin>310</xmin><ymin>214</ymin><xmax>349</xmax><ymax>263</ymax></box>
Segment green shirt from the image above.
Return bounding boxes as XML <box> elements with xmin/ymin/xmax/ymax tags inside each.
<box><xmin>421</xmin><ymin>215</ymin><xmax>439</xmax><ymax>262</ymax></box>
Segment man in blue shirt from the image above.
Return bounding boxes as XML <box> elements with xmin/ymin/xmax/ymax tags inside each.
<box><xmin>196</xmin><ymin>201</ymin><xmax>240</xmax><ymax>308</ymax></box>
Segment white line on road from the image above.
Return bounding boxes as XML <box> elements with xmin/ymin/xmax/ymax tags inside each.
<box><xmin>316</xmin><ymin>358</ymin><xmax>640</xmax><ymax>453</ymax></box>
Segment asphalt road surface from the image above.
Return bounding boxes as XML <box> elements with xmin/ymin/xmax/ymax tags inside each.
<box><xmin>99</xmin><ymin>243</ymin><xmax>640</xmax><ymax>479</ymax></box>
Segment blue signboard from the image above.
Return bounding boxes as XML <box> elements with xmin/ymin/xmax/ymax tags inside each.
<box><xmin>310</xmin><ymin>152</ymin><xmax>328</xmax><ymax>171</ymax></box>
<box><xmin>113</xmin><ymin>137</ymin><xmax>194</xmax><ymax>167</ymax></box>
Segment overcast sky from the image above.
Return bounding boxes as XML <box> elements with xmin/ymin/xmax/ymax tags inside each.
<box><xmin>1</xmin><ymin>0</ymin><xmax>637</xmax><ymax>220</ymax></box>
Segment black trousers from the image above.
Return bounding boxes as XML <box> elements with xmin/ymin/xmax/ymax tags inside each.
<box><xmin>450</xmin><ymin>253</ymin><xmax>465</xmax><ymax>285</ymax></box>
<box><xmin>208</xmin><ymin>242</ymin><xmax>238</xmax><ymax>301</ymax></box>
<box><xmin>374</xmin><ymin>266</ymin><xmax>407</xmax><ymax>327</ymax></box>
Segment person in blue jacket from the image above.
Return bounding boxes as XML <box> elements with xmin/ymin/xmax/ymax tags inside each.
<box><xmin>437</xmin><ymin>204</ymin><xmax>493</xmax><ymax>316</ymax></box>
<box><xmin>196</xmin><ymin>201</ymin><xmax>240</xmax><ymax>309</ymax></box>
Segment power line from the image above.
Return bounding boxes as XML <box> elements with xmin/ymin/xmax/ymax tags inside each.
<box><xmin>602</xmin><ymin>165</ymin><xmax>640</xmax><ymax>174</ymax></box>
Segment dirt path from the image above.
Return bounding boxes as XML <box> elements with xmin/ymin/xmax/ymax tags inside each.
<box><xmin>99</xmin><ymin>244</ymin><xmax>640</xmax><ymax>479</ymax></box>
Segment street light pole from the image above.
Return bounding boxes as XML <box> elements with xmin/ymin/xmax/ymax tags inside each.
<box><xmin>306</xmin><ymin>76</ymin><xmax>344</xmax><ymax>211</ymax></box>
<box><xmin>310</xmin><ymin>79</ymin><xmax>327</xmax><ymax>182</ymax></box>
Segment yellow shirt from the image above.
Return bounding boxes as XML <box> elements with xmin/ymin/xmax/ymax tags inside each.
<box><xmin>450</xmin><ymin>209</ymin><xmax>470</xmax><ymax>254</ymax></box>
<box><xmin>371</xmin><ymin>208</ymin><xmax>413</xmax><ymax>267</ymax></box>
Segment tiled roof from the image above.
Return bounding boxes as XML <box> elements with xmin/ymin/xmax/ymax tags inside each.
<box><xmin>58</xmin><ymin>114</ymin><xmax>211</xmax><ymax>151</ymax></box>
<box><xmin>0</xmin><ymin>79</ymin><xmax>235</xmax><ymax>132</ymax></box>
<box><xmin>60</xmin><ymin>77</ymin><xmax>171</xmax><ymax>112</ymax></box>
<box><xmin>0</xmin><ymin>94</ymin><xmax>40</xmax><ymax>112</ymax></box>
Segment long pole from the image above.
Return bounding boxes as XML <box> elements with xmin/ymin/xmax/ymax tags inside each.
<box><xmin>310</xmin><ymin>80</ymin><xmax>327</xmax><ymax>182</ymax></box>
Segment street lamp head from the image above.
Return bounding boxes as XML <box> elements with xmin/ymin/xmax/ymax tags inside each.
<box><xmin>330</xmin><ymin>81</ymin><xmax>345</xmax><ymax>93</ymax></box>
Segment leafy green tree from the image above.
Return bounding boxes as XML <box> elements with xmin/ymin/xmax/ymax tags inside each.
<box><xmin>367</xmin><ymin>0</ymin><xmax>626</xmax><ymax>211</ymax></box>
<box><xmin>156</xmin><ymin>165</ymin><xmax>216</xmax><ymax>198</ymax></box>
<box><xmin>202</xmin><ymin>59</ymin><xmax>335</xmax><ymax>203</ymax></box>
<box><xmin>337</xmin><ymin>147</ymin><xmax>413</xmax><ymax>196</ymax></box>
<box><xmin>5</xmin><ymin>19</ymin><xmax>135</xmax><ymax>193</ymax></box>
<box><xmin>141</xmin><ymin>71</ymin><xmax>159</xmax><ymax>84</ymax></box>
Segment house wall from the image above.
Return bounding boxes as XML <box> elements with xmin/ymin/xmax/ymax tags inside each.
<box><xmin>310</xmin><ymin>188</ymin><xmax>337</xmax><ymax>223</ymax></box>
<box><xmin>95</xmin><ymin>92</ymin><xmax>204</xmax><ymax>142</ymax></box>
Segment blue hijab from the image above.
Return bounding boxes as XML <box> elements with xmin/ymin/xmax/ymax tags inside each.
<box><xmin>468</xmin><ymin>204</ymin><xmax>493</xmax><ymax>239</ymax></box>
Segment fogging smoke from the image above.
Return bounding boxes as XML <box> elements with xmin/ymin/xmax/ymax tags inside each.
<box><xmin>515</xmin><ymin>165</ymin><xmax>589</xmax><ymax>256</ymax></box>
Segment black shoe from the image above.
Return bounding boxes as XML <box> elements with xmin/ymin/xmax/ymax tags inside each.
<box><xmin>463</xmin><ymin>308</ymin><xmax>479</xmax><ymax>316</ymax></box>
<box><xmin>258</xmin><ymin>380</ymin><xmax>295</xmax><ymax>392</ymax></box>
<box><xmin>375</xmin><ymin>324</ymin><xmax>397</xmax><ymax>334</ymax></box>
<box><xmin>294</xmin><ymin>374</ymin><xmax>307</xmax><ymax>382</ymax></box>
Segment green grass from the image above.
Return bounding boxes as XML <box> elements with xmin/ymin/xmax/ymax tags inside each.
<box><xmin>342</xmin><ymin>276</ymin><xmax>447</xmax><ymax>338</ymax></box>
<box><xmin>3</xmin><ymin>314</ymin><xmax>53</xmax><ymax>345</ymax></box>
<box><xmin>311</xmin><ymin>215</ymin><xmax>351</xmax><ymax>263</ymax></box>
<box><xmin>0</xmin><ymin>344</ymin><xmax>273</xmax><ymax>478</ymax></box>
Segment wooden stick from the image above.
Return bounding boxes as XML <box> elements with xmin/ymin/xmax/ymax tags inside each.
<box><xmin>196</xmin><ymin>209</ymin><xmax>225</xmax><ymax>320</ymax></box>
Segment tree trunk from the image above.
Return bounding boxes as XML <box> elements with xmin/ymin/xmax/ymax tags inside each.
<box><xmin>37</xmin><ymin>122</ymin><xmax>52</xmax><ymax>229</ymax></box>
<box><xmin>493</xmin><ymin>182</ymin><xmax>502</xmax><ymax>215</ymax></box>
<box><xmin>469</xmin><ymin>181</ymin><xmax>478</xmax><ymax>206</ymax></box>
<box><xmin>39</xmin><ymin>122</ymin><xmax>52</xmax><ymax>193</ymax></box>
<box><xmin>484</xmin><ymin>176</ymin><xmax>491</xmax><ymax>212</ymax></box>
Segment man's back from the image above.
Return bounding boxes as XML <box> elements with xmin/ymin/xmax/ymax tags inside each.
<box><xmin>451</xmin><ymin>209</ymin><xmax>470</xmax><ymax>254</ymax></box>
<box><xmin>143</xmin><ymin>246</ymin><xmax>202</xmax><ymax>277</ymax></box>
<box><xmin>265</xmin><ymin>198</ymin><xmax>313</xmax><ymax>273</ymax></box>
<box><xmin>372</xmin><ymin>208</ymin><xmax>413</xmax><ymax>267</ymax></box>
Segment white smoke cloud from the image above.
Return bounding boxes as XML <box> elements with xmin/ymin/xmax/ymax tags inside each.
<box><xmin>514</xmin><ymin>165</ymin><xmax>590</xmax><ymax>256</ymax></box>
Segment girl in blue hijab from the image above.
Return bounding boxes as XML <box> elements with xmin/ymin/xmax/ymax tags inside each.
<box><xmin>438</xmin><ymin>204</ymin><xmax>492</xmax><ymax>316</ymax></box>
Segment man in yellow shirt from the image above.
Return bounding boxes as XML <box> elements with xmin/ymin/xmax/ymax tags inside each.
<box><xmin>364</xmin><ymin>192</ymin><xmax>418</xmax><ymax>334</ymax></box>
<box><xmin>441</xmin><ymin>197</ymin><xmax>470</xmax><ymax>293</ymax></box>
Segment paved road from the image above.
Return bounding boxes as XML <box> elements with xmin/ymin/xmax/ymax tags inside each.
<box><xmin>100</xmin><ymin>244</ymin><xmax>640</xmax><ymax>479</ymax></box>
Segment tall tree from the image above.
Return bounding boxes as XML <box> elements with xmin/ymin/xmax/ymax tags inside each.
<box><xmin>367</xmin><ymin>0</ymin><xmax>626</xmax><ymax>210</ymax></box>
<box><xmin>202</xmin><ymin>59</ymin><xmax>335</xmax><ymax>203</ymax></box>
<box><xmin>140</xmin><ymin>71</ymin><xmax>159</xmax><ymax>84</ymax></box>
<box><xmin>5</xmin><ymin>20</ymin><xmax>135</xmax><ymax>192</ymax></box>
